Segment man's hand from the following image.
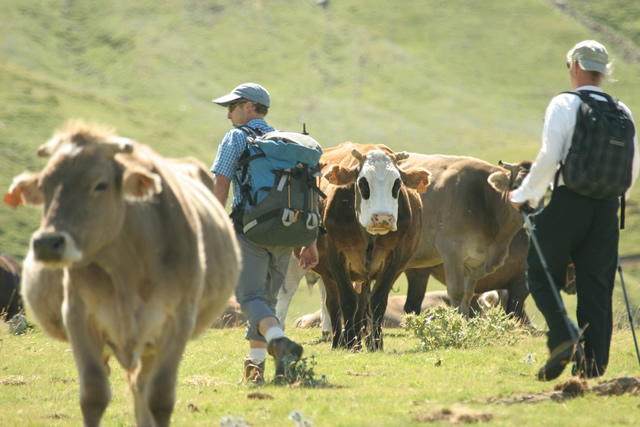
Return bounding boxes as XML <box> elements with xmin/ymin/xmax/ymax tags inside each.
<box><xmin>508</xmin><ymin>191</ymin><xmax>524</xmax><ymax>212</ymax></box>
<box><xmin>298</xmin><ymin>241</ymin><xmax>319</xmax><ymax>270</ymax></box>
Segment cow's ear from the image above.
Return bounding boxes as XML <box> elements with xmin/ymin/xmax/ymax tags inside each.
<box><xmin>37</xmin><ymin>135</ymin><xmax>65</xmax><ymax>157</ymax></box>
<box><xmin>324</xmin><ymin>164</ymin><xmax>359</xmax><ymax>186</ymax></box>
<box><xmin>399</xmin><ymin>168</ymin><xmax>432</xmax><ymax>194</ymax></box>
<box><xmin>3</xmin><ymin>173</ymin><xmax>43</xmax><ymax>208</ymax></box>
<box><xmin>487</xmin><ymin>171</ymin><xmax>510</xmax><ymax>192</ymax></box>
<box><xmin>122</xmin><ymin>167</ymin><xmax>162</xmax><ymax>201</ymax></box>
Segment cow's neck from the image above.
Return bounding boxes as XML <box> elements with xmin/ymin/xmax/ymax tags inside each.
<box><xmin>360</xmin><ymin>227</ymin><xmax>377</xmax><ymax>276</ymax></box>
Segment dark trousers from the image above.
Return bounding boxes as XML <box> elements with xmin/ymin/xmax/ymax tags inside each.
<box><xmin>526</xmin><ymin>186</ymin><xmax>619</xmax><ymax>376</ymax></box>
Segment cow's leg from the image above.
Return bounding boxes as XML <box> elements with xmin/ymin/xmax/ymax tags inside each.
<box><xmin>134</xmin><ymin>319</ymin><xmax>191</xmax><ymax>427</ymax></box>
<box><xmin>327</xmin><ymin>247</ymin><xmax>359</xmax><ymax>349</ymax></box>
<box><xmin>317</xmin><ymin>279</ymin><xmax>332</xmax><ymax>340</ymax></box>
<box><xmin>275</xmin><ymin>256</ymin><xmax>305</xmax><ymax>329</ymax></box>
<box><xmin>63</xmin><ymin>282</ymin><xmax>110</xmax><ymax>426</ymax></box>
<box><xmin>459</xmin><ymin>276</ymin><xmax>478</xmax><ymax>317</ymax></box>
<box><xmin>404</xmin><ymin>268</ymin><xmax>431</xmax><ymax>314</ymax></box>
<box><xmin>320</xmin><ymin>274</ymin><xmax>343</xmax><ymax>349</ymax></box>
<box><xmin>368</xmin><ymin>267</ymin><xmax>403</xmax><ymax>351</ymax></box>
<box><xmin>337</xmin><ymin>280</ymin><xmax>360</xmax><ymax>350</ymax></box>
<box><xmin>506</xmin><ymin>276</ymin><xmax>533</xmax><ymax>327</ymax></box>
<box><xmin>441</xmin><ymin>256</ymin><xmax>471</xmax><ymax>317</ymax></box>
<box><xmin>355</xmin><ymin>281</ymin><xmax>371</xmax><ymax>350</ymax></box>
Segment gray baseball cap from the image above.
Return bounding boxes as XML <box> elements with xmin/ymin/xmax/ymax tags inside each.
<box><xmin>212</xmin><ymin>83</ymin><xmax>271</xmax><ymax>107</ymax></box>
<box><xmin>567</xmin><ymin>40</ymin><xmax>608</xmax><ymax>74</ymax></box>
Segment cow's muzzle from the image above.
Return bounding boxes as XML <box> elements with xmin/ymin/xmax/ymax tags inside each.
<box><xmin>366</xmin><ymin>213</ymin><xmax>397</xmax><ymax>234</ymax></box>
<box><xmin>32</xmin><ymin>231</ymin><xmax>82</xmax><ymax>267</ymax></box>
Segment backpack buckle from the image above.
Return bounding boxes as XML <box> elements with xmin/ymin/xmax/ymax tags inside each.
<box><xmin>305</xmin><ymin>213</ymin><xmax>319</xmax><ymax>230</ymax></box>
<box><xmin>282</xmin><ymin>208</ymin><xmax>295</xmax><ymax>226</ymax></box>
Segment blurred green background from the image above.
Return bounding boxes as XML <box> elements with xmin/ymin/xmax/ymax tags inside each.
<box><xmin>2</xmin><ymin>1</ymin><xmax>639</xmax><ymax>323</ymax></box>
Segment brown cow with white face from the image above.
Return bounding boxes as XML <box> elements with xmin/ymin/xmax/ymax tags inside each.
<box><xmin>314</xmin><ymin>142</ymin><xmax>431</xmax><ymax>351</ymax></box>
<box><xmin>4</xmin><ymin>121</ymin><xmax>240</xmax><ymax>427</ymax></box>
<box><xmin>398</xmin><ymin>154</ymin><xmax>531</xmax><ymax>318</ymax></box>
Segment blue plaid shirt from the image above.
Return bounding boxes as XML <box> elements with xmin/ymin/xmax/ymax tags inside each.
<box><xmin>211</xmin><ymin>118</ymin><xmax>275</xmax><ymax>208</ymax></box>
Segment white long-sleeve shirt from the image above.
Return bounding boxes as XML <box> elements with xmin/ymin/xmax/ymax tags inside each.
<box><xmin>511</xmin><ymin>85</ymin><xmax>640</xmax><ymax>206</ymax></box>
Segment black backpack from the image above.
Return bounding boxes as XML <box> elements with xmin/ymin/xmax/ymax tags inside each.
<box><xmin>231</xmin><ymin>125</ymin><xmax>325</xmax><ymax>247</ymax></box>
<box><xmin>556</xmin><ymin>90</ymin><xmax>635</xmax><ymax>226</ymax></box>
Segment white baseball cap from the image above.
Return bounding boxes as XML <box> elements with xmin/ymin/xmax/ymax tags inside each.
<box><xmin>567</xmin><ymin>40</ymin><xmax>608</xmax><ymax>74</ymax></box>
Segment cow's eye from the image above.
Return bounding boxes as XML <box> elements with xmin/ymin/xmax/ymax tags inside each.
<box><xmin>392</xmin><ymin>178</ymin><xmax>401</xmax><ymax>199</ymax></box>
<box><xmin>94</xmin><ymin>182</ymin><xmax>108</xmax><ymax>193</ymax></box>
<box><xmin>358</xmin><ymin>177</ymin><xmax>370</xmax><ymax>200</ymax></box>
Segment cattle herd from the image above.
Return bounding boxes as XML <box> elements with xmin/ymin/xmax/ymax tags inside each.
<box><xmin>3</xmin><ymin>120</ymin><xmax>569</xmax><ymax>425</ymax></box>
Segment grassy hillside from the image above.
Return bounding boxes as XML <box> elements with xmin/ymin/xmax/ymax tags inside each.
<box><xmin>2</xmin><ymin>0</ymin><xmax>640</xmax><ymax>261</ymax></box>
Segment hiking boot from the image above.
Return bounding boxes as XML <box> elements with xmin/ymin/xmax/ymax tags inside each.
<box><xmin>267</xmin><ymin>337</ymin><xmax>303</xmax><ymax>378</ymax></box>
<box><xmin>537</xmin><ymin>340</ymin><xmax>581</xmax><ymax>381</ymax></box>
<box><xmin>243</xmin><ymin>358</ymin><xmax>265</xmax><ymax>384</ymax></box>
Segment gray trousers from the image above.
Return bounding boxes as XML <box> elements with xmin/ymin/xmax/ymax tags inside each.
<box><xmin>235</xmin><ymin>233</ymin><xmax>292</xmax><ymax>342</ymax></box>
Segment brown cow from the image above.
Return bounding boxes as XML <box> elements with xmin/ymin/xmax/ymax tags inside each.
<box><xmin>398</xmin><ymin>154</ymin><xmax>531</xmax><ymax>318</ymax></box>
<box><xmin>0</xmin><ymin>253</ymin><xmax>23</xmax><ymax>321</ymax></box>
<box><xmin>314</xmin><ymin>142</ymin><xmax>431</xmax><ymax>351</ymax></box>
<box><xmin>4</xmin><ymin>121</ymin><xmax>240</xmax><ymax>427</ymax></box>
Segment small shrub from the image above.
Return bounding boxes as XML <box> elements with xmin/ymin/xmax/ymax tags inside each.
<box><xmin>277</xmin><ymin>355</ymin><xmax>327</xmax><ymax>387</ymax></box>
<box><xmin>404</xmin><ymin>305</ymin><xmax>528</xmax><ymax>351</ymax></box>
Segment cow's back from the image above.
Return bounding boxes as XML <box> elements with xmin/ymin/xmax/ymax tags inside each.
<box><xmin>401</xmin><ymin>154</ymin><xmax>522</xmax><ymax>277</ymax></box>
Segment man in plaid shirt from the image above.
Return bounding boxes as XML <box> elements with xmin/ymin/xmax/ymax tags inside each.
<box><xmin>211</xmin><ymin>83</ymin><xmax>318</xmax><ymax>383</ymax></box>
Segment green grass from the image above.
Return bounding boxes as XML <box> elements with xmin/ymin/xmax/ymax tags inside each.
<box><xmin>2</xmin><ymin>316</ymin><xmax>639</xmax><ymax>426</ymax></box>
<box><xmin>2</xmin><ymin>261</ymin><xmax>639</xmax><ymax>426</ymax></box>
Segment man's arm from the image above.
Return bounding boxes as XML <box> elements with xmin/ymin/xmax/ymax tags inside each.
<box><xmin>213</xmin><ymin>174</ymin><xmax>231</xmax><ymax>207</ymax></box>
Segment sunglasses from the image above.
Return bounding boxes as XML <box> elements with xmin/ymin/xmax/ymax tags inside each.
<box><xmin>227</xmin><ymin>101</ymin><xmax>248</xmax><ymax>113</ymax></box>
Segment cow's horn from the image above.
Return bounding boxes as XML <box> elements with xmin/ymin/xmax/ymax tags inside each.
<box><xmin>395</xmin><ymin>151</ymin><xmax>410</xmax><ymax>161</ymax></box>
<box><xmin>499</xmin><ymin>160</ymin><xmax>516</xmax><ymax>169</ymax></box>
<box><xmin>107</xmin><ymin>137</ymin><xmax>135</xmax><ymax>155</ymax></box>
<box><xmin>351</xmin><ymin>149</ymin><xmax>364</xmax><ymax>161</ymax></box>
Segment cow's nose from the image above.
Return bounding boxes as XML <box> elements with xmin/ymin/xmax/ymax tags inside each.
<box><xmin>371</xmin><ymin>213</ymin><xmax>395</xmax><ymax>228</ymax></box>
<box><xmin>33</xmin><ymin>232</ymin><xmax>67</xmax><ymax>262</ymax></box>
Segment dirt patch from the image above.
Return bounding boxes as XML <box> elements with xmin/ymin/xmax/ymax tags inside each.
<box><xmin>0</xmin><ymin>375</ymin><xmax>26</xmax><ymax>385</ymax></box>
<box><xmin>183</xmin><ymin>375</ymin><xmax>223</xmax><ymax>387</ymax></box>
<box><xmin>415</xmin><ymin>407</ymin><xmax>493</xmax><ymax>424</ymax></box>
<box><xmin>247</xmin><ymin>392</ymin><xmax>274</xmax><ymax>400</ymax></box>
<box><xmin>490</xmin><ymin>376</ymin><xmax>639</xmax><ymax>404</ymax></box>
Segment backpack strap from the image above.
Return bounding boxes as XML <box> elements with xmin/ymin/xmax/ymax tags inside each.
<box><xmin>235</xmin><ymin>125</ymin><xmax>267</xmax><ymax>199</ymax></box>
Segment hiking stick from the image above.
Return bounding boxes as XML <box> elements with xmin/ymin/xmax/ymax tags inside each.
<box><xmin>617</xmin><ymin>258</ymin><xmax>640</xmax><ymax>367</ymax></box>
<box><xmin>520</xmin><ymin>205</ymin><xmax>586</xmax><ymax>365</ymax></box>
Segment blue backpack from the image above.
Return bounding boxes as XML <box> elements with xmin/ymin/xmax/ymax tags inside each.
<box><xmin>233</xmin><ymin>126</ymin><xmax>324</xmax><ymax>247</ymax></box>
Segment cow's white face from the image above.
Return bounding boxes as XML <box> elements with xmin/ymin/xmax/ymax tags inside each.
<box><xmin>355</xmin><ymin>150</ymin><xmax>402</xmax><ymax>235</ymax></box>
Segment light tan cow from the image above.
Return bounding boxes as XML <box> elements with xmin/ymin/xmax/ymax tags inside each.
<box><xmin>4</xmin><ymin>121</ymin><xmax>240</xmax><ymax>427</ymax></box>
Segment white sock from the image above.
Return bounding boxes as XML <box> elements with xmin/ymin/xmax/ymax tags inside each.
<box><xmin>264</xmin><ymin>326</ymin><xmax>286</xmax><ymax>343</ymax></box>
<box><xmin>248</xmin><ymin>348</ymin><xmax>267</xmax><ymax>363</ymax></box>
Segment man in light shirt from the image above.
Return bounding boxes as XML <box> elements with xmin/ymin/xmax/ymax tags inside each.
<box><xmin>509</xmin><ymin>40</ymin><xmax>639</xmax><ymax>381</ymax></box>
